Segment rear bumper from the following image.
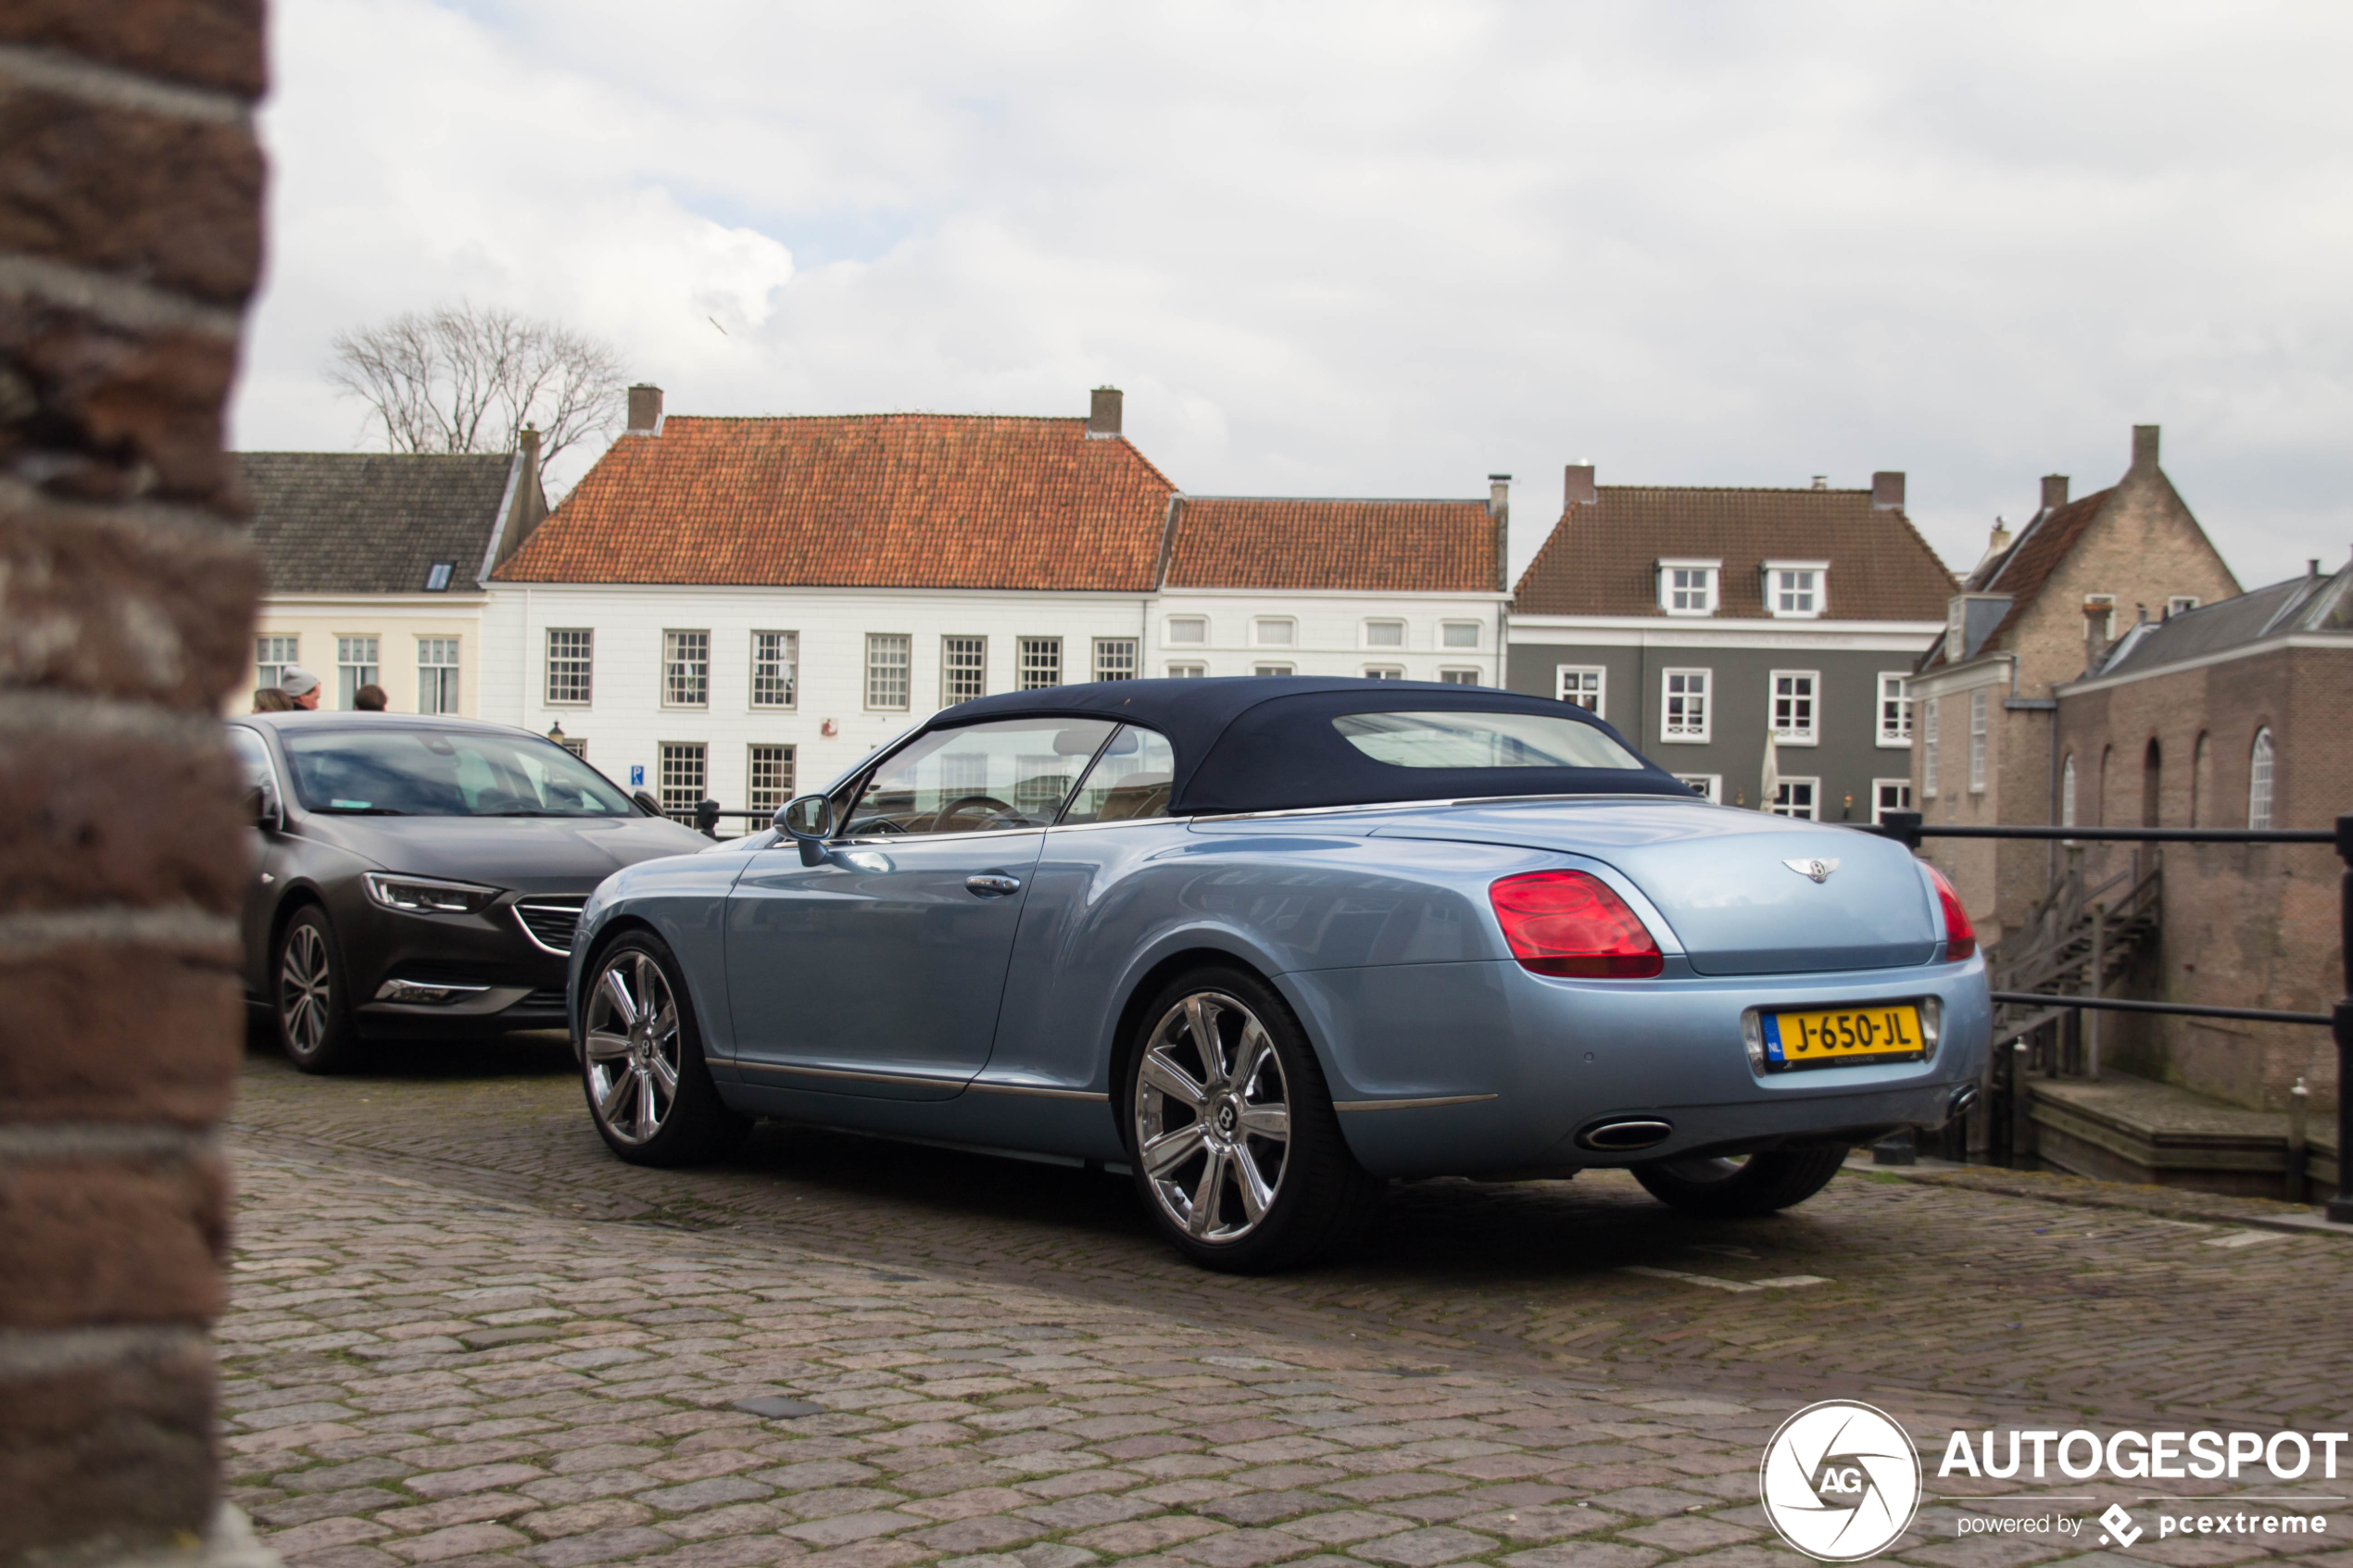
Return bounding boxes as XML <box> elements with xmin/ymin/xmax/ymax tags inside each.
<box><xmin>1277</xmin><ymin>956</ymin><xmax>1992</xmax><ymax>1178</ymax></box>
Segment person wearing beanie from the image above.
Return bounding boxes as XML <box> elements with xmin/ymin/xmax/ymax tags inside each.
<box><xmin>279</xmin><ymin>665</ymin><xmax>321</xmax><ymax>709</ymax></box>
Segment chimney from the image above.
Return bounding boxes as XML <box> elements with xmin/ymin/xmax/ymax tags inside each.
<box><xmin>2041</xmin><ymin>473</ymin><xmax>2070</xmax><ymax>511</ymax></box>
<box><xmin>2083</xmin><ymin>598</ymin><xmax>2112</xmax><ymax>670</ymax></box>
<box><xmin>1088</xmin><ymin>385</ymin><xmax>1123</xmax><ymax>437</ymax></box>
<box><xmin>1979</xmin><ymin>517</ymin><xmax>2012</xmax><ymax>569</ymax></box>
<box><xmin>1871</xmin><ymin>470</ymin><xmax>1905</xmax><ymax>510</ymax></box>
<box><xmin>626</xmin><ymin>383</ymin><xmax>663</xmax><ymax>434</ymax></box>
<box><xmin>1564</xmin><ymin>463</ymin><xmax>1596</xmax><ymax>508</ymax></box>
<box><xmin>2131</xmin><ymin>423</ymin><xmax>2160</xmax><ymax>470</ymax></box>
<box><xmin>1487</xmin><ymin>473</ymin><xmax>1510</xmax><ymax>516</ymax></box>
<box><xmin>1488</xmin><ymin>475</ymin><xmax>1511</xmax><ymax>593</ymax></box>
<box><xmin>516</xmin><ymin>423</ymin><xmax>544</xmax><ymax>531</ymax></box>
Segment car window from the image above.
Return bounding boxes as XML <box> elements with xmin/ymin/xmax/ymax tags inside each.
<box><xmin>1330</xmin><ymin>710</ymin><xmax>1644</xmax><ymax>771</ymax></box>
<box><xmin>226</xmin><ymin>726</ymin><xmax>280</xmax><ymax>807</ymax></box>
<box><xmin>845</xmin><ymin>718</ymin><xmax>1115</xmax><ymax>836</ymax></box>
<box><xmin>279</xmin><ymin>726</ymin><xmax>634</xmax><ymax>816</ymax></box>
<box><xmin>1059</xmin><ymin>726</ymin><xmax>1176</xmax><ymax>824</ymax></box>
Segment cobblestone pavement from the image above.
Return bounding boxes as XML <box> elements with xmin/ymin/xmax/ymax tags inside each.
<box><xmin>225</xmin><ymin>1041</ymin><xmax>2353</xmax><ymax>1568</ymax></box>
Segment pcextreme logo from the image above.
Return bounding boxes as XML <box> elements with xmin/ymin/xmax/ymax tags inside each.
<box><xmin>1759</xmin><ymin>1400</ymin><xmax>1923</xmax><ymax>1562</ymax></box>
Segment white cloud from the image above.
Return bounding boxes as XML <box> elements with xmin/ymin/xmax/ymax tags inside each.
<box><xmin>235</xmin><ymin>0</ymin><xmax>2353</xmax><ymax>584</ymax></box>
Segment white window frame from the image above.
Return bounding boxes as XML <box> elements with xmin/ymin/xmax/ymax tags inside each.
<box><xmin>658</xmin><ymin>741</ymin><xmax>707</xmax><ymax>817</ymax></box>
<box><xmin>661</xmin><ymin>630</ymin><xmax>710</xmax><ymax>709</ymax></box>
<box><xmin>1165</xmin><ymin>616</ymin><xmax>1208</xmax><ymax>646</ymax></box>
<box><xmin>255</xmin><ymin>633</ymin><xmax>299</xmax><ymax>692</ymax></box>
<box><xmin>417</xmin><ymin>636</ymin><xmax>460</xmax><ymax>716</ymax></box>
<box><xmin>1018</xmin><ymin>635</ymin><xmax>1063</xmax><ymax>690</ymax></box>
<box><xmin>1763</xmin><ymin>559</ymin><xmax>1830</xmax><ymax>620</ymax></box>
<box><xmin>1362</xmin><ymin>618</ymin><xmax>1406</xmax><ymax>650</ymax></box>
<box><xmin>2247</xmin><ymin>728</ymin><xmax>2274</xmax><ymax>830</ymax></box>
<box><xmin>1661</xmin><ymin>667</ymin><xmax>1711</xmax><ymax>743</ymax></box>
<box><xmin>2061</xmin><ymin>754</ymin><xmax>2077</xmax><ymax>829</ymax></box>
<box><xmin>1921</xmin><ymin>696</ymin><xmax>1940</xmax><ymax>798</ymax></box>
<box><xmin>940</xmin><ymin>634</ymin><xmax>987</xmax><ymax>703</ymax></box>
<box><xmin>1093</xmin><ymin>637</ymin><xmax>1139</xmax><ymax>683</ymax></box>
<box><xmin>1556</xmin><ymin>666</ymin><xmax>1604</xmax><ymax>716</ymax></box>
<box><xmin>750</xmin><ymin>631</ymin><xmax>798</xmax><ymax>710</ymax></box>
<box><xmin>1676</xmin><ymin>773</ymin><xmax>1721</xmax><ymax>804</ymax></box>
<box><xmin>1769</xmin><ymin>669</ymin><xmax>1819</xmax><ymax>746</ymax></box>
<box><xmin>2084</xmin><ymin>593</ymin><xmax>2118</xmax><ymax>639</ymax></box>
<box><xmin>865</xmin><ymin>633</ymin><xmax>912</xmax><ymax>711</ymax></box>
<box><xmin>1877</xmin><ymin>672</ymin><xmax>1913</xmax><ymax>746</ymax></box>
<box><xmin>1441</xmin><ymin>620</ymin><xmax>1481</xmax><ymax>649</ymax></box>
<box><xmin>545</xmin><ymin>628</ymin><xmax>593</xmax><ymax>706</ymax></box>
<box><xmin>1252</xmin><ymin>662</ymin><xmax>1295</xmax><ymax>677</ymax></box>
<box><xmin>1166</xmin><ymin>662</ymin><xmax>1206</xmax><ymax>679</ymax></box>
<box><xmin>2168</xmin><ymin>595</ymin><xmax>2201</xmax><ymax>618</ymax></box>
<box><xmin>1438</xmin><ymin>669</ymin><xmax>1480</xmax><ymax>685</ymax></box>
<box><xmin>1968</xmin><ymin>688</ymin><xmax>1988</xmax><ymax>793</ymax></box>
<box><xmin>1871</xmin><ymin>778</ymin><xmax>1914</xmax><ymax>825</ymax></box>
<box><xmin>748</xmin><ymin>744</ymin><xmax>795</xmax><ymax>822</ymax></box>
<box><xmin>1363</xmin><ymin>665</ymin><xmax>1403</xmax><ymax>680</ymax></box>
<box><xmin>1771</xmin><ymin>777</ymin><xmax>1820</xmax><ymax>821</ymax></box>
<box><xmin>1658</xmin><ymin>558</ymin><xmax>1720</xmax><ymax>617</ymax></box>
<box><xmin>336</xmin><ymin>635</ymin><xmax>379</xmax><ymax>710</ymax></box>
<box><xmin>1252</xmin><ymin>617</ymin><xmax>1296</xmax><ymax>647</ymax></box>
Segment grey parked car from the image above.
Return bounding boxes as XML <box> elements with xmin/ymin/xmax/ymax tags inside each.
<box><xmin>227</xmin><ymin>713</ymin><xmax>711</xmax><ymax>1073</ymax></box>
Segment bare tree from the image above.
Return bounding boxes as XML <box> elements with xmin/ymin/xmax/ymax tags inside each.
<box><xmin>328</xmin><ymin>303</ymin><xmax>626</xmax><ymax>474</ymax></box>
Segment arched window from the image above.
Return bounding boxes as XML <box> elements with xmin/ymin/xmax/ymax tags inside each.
<box><xmin>2247</xmin><ymin>728</ymin><xmax>2274</xmax><ymax>830</ymax></box>
<box><xmin>2060</xmin><ymin>754</ymin><xmax>2077</xmax><ymax>829</ymax></box>
<box><xmin>2097</xmin><ymin>746</ymin><xmax>2112</xmax><ymax>827</ymax></box>
<box><xmin>2141</xmin><ymin>737</ymin><xmax>2161</xmax><ymax>828</ymax></box>
<box><xmin>2191</xmin><ymin>732</ymin><xmax>2210</xmax><ymax>827</ymax></box>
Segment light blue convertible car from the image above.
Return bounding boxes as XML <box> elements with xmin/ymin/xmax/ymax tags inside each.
<box><xmin>571</xmin><ymin>677</ymin><xmax>1987</xmax><ymax>1271</ymax></box>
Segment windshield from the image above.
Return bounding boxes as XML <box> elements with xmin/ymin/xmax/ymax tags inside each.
<box><xmin>1331</xmin><ymin>710</ymin><xmax>1644</xmax><ymax>770</ymax></box>
<box><xmin>281</xmin><ymin>726</ymin><xmax>635</xmax><ymax>817</ymax></box>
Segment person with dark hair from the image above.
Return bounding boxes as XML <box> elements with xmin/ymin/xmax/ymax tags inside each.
<box><xmin>353</xmin><ymin>684</ymin><xmax>388</xmax><ymax>711</ymax></box>
<box><xmin>252</xmin><ymin>688</ymin><xmax>296</xmax><ymax>712</ymax></box>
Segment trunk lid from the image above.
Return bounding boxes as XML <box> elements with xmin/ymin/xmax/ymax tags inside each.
<box><xmin>1366</xmin><ymin>797</ymin><xmax>1938</xmax><ymax>974</ymax></box>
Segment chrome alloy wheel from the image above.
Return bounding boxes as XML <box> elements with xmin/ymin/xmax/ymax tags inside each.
<box><xmin>278</xmin><ymin>922</ymin><xmax>332</xmax><ymax>1057</ymax></box>
<box><xmin>1134</xmin><ymin>990</ymin><xmax>1292</xmax><ymax>1242</ymax></box>
<box><xmin>584</xmin><ymin>949</ymin><xmax>683</xmax><ymax>1146</ymax></box>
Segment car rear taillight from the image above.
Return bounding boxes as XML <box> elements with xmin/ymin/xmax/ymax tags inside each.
<box><xmin>1490</xmin><ymin>871</ymin><xmax>1664</xmax><ymax>979</ymax></box>
<box><xmin>1926</xmin><ymin>866</ymin><xmax>1976</xmax><ymax>961</ymax></box>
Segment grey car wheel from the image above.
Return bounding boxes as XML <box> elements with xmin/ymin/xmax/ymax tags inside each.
<box><xmin>1123</xmin><ymin>966</ymin><xmax>1379</xmax><ymax>1273</ymax></box>
<box><xmin>275</xmin><ymin>906</ymin><xmax>361</xmax><ymax>1074</ymax></box>
<box><xmin>580</xmin><ymin>932</ymin><xmax>748</xmax><ymax>1166</ymax></box>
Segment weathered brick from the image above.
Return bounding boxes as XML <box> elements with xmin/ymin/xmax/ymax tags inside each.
<box><xmin>0</xmin><ymin>0</ymin><xmax>267</xmax><ymax>96</ymax></box>
<box><xmin>0</xmin><ymin>944</ymin><xmax>243</xmax><ymax>1124</ymax></box>
<box><xmin>0</xmin><ymin>1331</ymin><xmax>215</xmax><ymax>1558</ymax></box>
<box><xmin>0</xmin><ymin>1148</ymin><xmax>228</xmax><ymax>1327</ymax></box>
<box><xmin>0</xmin><ymin>729</ymin><xmax>247</xmax><ymax>911</ymax></box>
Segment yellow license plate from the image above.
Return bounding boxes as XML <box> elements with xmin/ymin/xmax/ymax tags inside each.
<box><xmin>1762</xmin><ymin>1005</ymin><xmax>1926</xmax><ymax>1071</ymax></box>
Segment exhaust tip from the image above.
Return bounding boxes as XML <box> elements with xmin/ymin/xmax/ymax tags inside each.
<box><xmin>1947</xmin><ymin>1084</ymin><xmax>1980</xmax><ymax>1123</ymax></box>
<box><xmin>1575</xmin><ymin>1117</ymin><xmax>1674</xmax><ymax>1152</ymax></box>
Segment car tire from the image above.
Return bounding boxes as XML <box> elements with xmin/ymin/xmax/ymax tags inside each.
<box><xmin>580</xmin><ymin>930</ymin><xmax>749</xmax><ymax>1167</ymax></box>
<box><xmin>1121</xmin><ymin>965</ymin><xmax>1379</xmax><ymax>1273</ymax></box>
<box><xmin>274</xmin><ymin>905</ymin><xmax>365</xmax><ymax>1075</ymax></box>
<box><xmin>1631</xmin><ymin>1146</ymin><xmax>1848</xmax><ymax>1217</ymax></box>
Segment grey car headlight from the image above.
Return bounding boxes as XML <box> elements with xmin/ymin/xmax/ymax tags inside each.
<box><xmin>362</xmin><ymin>872</ymin><xmax>505</xmax><ymax>915</ymax></box>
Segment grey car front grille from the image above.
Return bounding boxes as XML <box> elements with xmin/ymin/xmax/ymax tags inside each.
<box><xmin>513</xmin><ymin>899</ymin><xmax>586</xmax><ymax>955</ymax></box>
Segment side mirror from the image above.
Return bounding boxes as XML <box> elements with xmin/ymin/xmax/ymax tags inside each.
<box><xmin>245</xmin><ymin>783</ymin><xmax>280</xmax><ymax>830</ymax></box>
<box><xmin>776</xmin><ymin>794</ymin><xmax>837</xmax><ymax>867</ymax></box>
<box><xmin>632</xmin><ymin>788</ymin><xmax>666</xmax><ymax>819</ymax></box>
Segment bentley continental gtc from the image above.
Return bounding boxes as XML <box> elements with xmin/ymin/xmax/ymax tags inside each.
<box><xmin>568</xmin><ymin>677</ymin><xmax>1989</xmax><ymax>1271</ymax></box>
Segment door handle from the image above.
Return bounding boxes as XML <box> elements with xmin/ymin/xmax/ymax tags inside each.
<box><xmin>964</xmin><ymin>873</ymin><xmax>1022</xmax><ymax>897</ymax></box>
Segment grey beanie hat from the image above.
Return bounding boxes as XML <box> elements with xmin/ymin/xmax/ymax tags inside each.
<box><xmin>279</xmin><ymin>664</ymin><xmax>321</xmax><ymax>696</ymax></box>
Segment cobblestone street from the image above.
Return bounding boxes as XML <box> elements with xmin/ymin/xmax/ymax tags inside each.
<box><xmin>225</xmin><ymin>1041</ymin><xmax>2353</xmax><ymax>1568</ymax></box>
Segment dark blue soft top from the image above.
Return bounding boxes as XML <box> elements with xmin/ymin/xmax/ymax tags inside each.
<box><xmin>936</xmin><ymin>676</ymin><xmax>1692</xmax><ymax>814</ymax></box>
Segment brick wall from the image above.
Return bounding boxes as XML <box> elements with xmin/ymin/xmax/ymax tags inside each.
<box><xmin>0</xmin><ymin>3</ymin><xmax>266</xmax><ymax>1562</ymax></box>
<box><xmin>2055</xmin><ymin>642</ymin><xmax>2349</xmax><ymax>1111</ymax></box>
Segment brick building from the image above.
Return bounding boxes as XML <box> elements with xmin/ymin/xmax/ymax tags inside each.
<box><xmin>482</xmin><ymin>386</ymin><xmax>1509</xmax><ymax>810</ymax></box>
<box><xmin>2051</xmin><ymin>558</ymin><xmax>2353</xmax><ymax>1113</ymax></box>
<box><xmin>1907</xmin><ymin>425</ymin><xmax>2240</xmax><ymax>942</ymax></box>
<box><xmin>1505</xmin><ymin>467</ymin><xmax>1953</xmax><ymax>822</ymax></box>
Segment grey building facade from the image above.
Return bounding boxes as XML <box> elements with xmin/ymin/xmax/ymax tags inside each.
<box><xmin>1505</xmin><ymin>466</ymin><xmax>1955</xmax><ymax>823</ymax></box>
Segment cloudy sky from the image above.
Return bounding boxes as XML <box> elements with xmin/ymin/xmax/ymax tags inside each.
<box><xmin>233</xmin><ymin>1</ymin><xmax>2353</xmax><ymax>589</ymax></box>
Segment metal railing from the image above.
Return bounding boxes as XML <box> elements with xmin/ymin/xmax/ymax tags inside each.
<box><xmin>1865</xmin><ymin>809</ymin><xmax>2351</xmax><ymax>1221</ymax></box>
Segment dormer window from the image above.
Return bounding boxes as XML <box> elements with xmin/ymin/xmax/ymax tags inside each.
<box><xmin>1658</xmin><ymin>558</ymin><xmax>1720</xmax><ymax>616</ymax></box>
<box><xmin>1763</xmin><ymin>559</ymin><xmax>1829</xmax><ymax>619</ymax></box>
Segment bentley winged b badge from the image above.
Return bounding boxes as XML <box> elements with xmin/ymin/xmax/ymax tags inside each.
<box><xmin>1782</xmin><ymin>857</ymin><xmax>1840</xmax><ymax>884</ymax></box>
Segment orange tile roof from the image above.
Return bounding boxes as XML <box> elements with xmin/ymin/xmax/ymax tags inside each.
<box><xmin>494</xmin><ymin>415</ymin><xmax>1178</xmax><ymax>591</ymax></box>
<box><xmin>1163</xmin><ymin>496</ymin><xmax>1502</xmax><ymax>594</ymax></box>
<box><xmin>1512</xmin><ymin>485</ymin><xmax>1956</xmax><ymax>619</ymax></box>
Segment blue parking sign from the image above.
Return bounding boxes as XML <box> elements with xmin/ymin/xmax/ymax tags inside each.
<box><xmin>629</xmin><ymin>765</ymin><xmax>645</xmax><ymax>787</ymax></box>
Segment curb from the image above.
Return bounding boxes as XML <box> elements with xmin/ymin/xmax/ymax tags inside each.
<box><xmin>1842</xmin><ymin>1155</ymin><xmax>2353</xmax><ymax>1239</ymax></box>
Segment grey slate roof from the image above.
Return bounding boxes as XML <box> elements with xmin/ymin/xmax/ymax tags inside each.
<box><xmin>240</xmin><ymin>452</ymin><xmax>516</xmax><ymax>595</ymax></box>
<box><xmin>2095</xmin><ymin>559</ymin><xmax>2353</xmax><ymax>679</ymax></box>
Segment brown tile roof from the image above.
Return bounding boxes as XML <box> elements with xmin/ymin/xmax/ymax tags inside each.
<box><xmin>1162</xmin><ymin>496</ymin><xmax>1501</xmax><ymax>594</ymax></box>
<box><xmin>494</xmin><ymin>414</ymin><xmax>1177</xmax><ymax>591</ymax></box>
<box><xmin>1916</xmin><ymin>487</ymin><xmax>2116</xmax><ymax>671</ymax></box>
<box><xmin>1511</xmin><ymin>485</ymin><xmax>1957</xmax><ymax>619</ymax></box>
